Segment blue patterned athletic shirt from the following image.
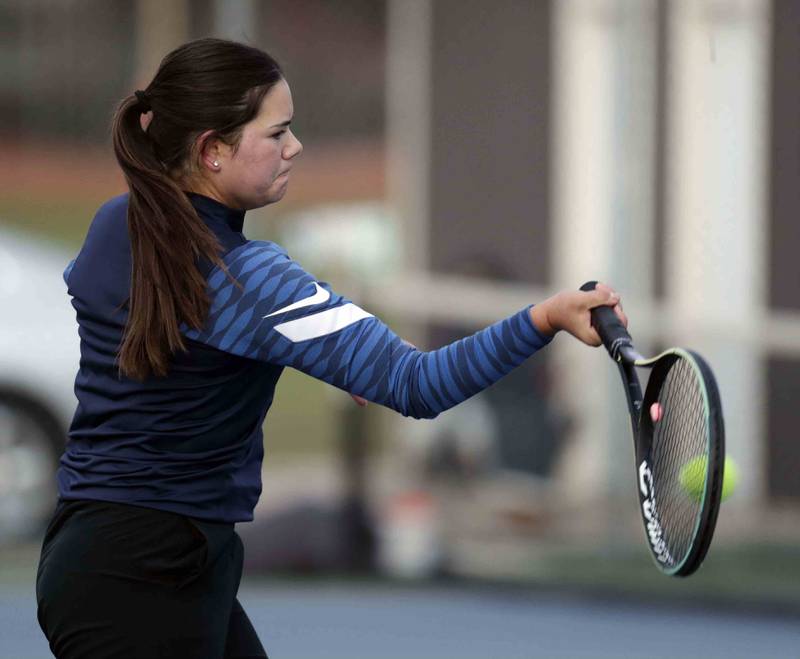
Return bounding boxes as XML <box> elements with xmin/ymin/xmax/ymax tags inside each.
<box><xmin>57</xmin><ymin>192</ymin><xmax>553</xmax><ymax>522</ymax></box>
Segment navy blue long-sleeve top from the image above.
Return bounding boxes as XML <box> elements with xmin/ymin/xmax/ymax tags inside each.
<box><xmin>57</xmin><ymin>193</ymin><xmax>553</xmax><ymax>522</ymax></box>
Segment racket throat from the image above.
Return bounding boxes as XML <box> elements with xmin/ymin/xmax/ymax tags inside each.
<box><xmin>618</xmin><ymin>344</ymin><xmax>645</xmax><ymax>364</ymax></box>
<box><xmin>616</xmin><ymin>361</ymin><xmax>644</xmax><ymax>426</ymax></box>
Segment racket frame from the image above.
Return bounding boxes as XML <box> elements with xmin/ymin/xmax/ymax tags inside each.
<box><xmin>579</xmin><ymin>281</ymin><xmax>725</xmax><ymax>577</ymax></box>
<box><xmin>630</xmin><ymin>348</ymin><xmax>725</xmax><ymax>576</ymax></box>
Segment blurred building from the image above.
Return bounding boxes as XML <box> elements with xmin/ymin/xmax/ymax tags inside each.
<box><xmin>0</xmin><ymin>0</ymin><xmax>384</xmax><ymax>144</ymax></box>
<box><xmin>385</xmin><ymin>0</ymin><xmax>800</xmax><ymax>508</ymax></box>
<box><xmin>1</xmin><ymin>0</ymin><xmax>798</xmax><ymax>539</ymax></box>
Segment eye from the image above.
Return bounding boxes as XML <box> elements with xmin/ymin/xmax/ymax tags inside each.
<box><xmin>271</xmin><ymin>130</ymin><xmax>287</xmax><ymax>140</ymax></box>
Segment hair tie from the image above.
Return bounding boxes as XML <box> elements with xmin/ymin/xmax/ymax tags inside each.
<box><xmin>134</xmin><ymin>90</ymin><xmax>151</xmax><ymax>112</ymax></box>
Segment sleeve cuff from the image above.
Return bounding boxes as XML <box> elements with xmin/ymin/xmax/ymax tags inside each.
<box><xmin>520</xmin><ymin>304</ymin><xmax>554</xmax><ymax>346</ymax></box>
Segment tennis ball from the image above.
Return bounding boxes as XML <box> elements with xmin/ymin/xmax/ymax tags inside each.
<box><xmin>679</xmin><ymin>455</ymin><xmax>738</xmax><ymax>502</ymax></box>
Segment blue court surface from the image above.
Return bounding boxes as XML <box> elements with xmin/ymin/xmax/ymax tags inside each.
<box><xmin>4</xmin><ymin>579</ymin><xmax>799</xmax><ymax>658</ymax></box>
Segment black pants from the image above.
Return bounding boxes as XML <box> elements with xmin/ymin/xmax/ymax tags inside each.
<box><xmin>35</xmin><ymin>499</ymin><xmax>268</xmax><ymax>658</ymax></box>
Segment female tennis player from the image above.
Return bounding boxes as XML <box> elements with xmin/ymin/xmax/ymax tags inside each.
<box><xmin>35</xmin><ymin>38</ymin><xmax>626</xmax><ymax>658</ymax></box>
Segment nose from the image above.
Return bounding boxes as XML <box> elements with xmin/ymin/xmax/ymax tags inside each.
<box><xmin>283</xmin><ymin>130</ymin><xmax>303</xmax><ymax>160</ymax></box>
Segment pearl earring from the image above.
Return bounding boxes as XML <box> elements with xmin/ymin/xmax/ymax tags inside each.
<box><xmin>213</xmin><ymin>160</ymin><xmax>219</xmax><ymax>167</ymax></box>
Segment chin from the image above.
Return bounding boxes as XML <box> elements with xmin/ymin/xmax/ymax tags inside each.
<box><xmin>262</xmin><ymin>192</ymin><xmax>286</xmax><ymax>207</ymax></box>
<box><xmin>265</xmin><ymin>183</ymin><xmax>289</xmax><ymax>205</ymax></box>
<box><xmin>244</xmin><ymin>189</ymin><xmax>286</xmax><ymax>210</ymax></box>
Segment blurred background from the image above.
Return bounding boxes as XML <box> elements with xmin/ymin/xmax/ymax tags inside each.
<box><xmin>2</xmin><ymin>0</ymin><xmax>799</xmax><ymax>657</ymax></box>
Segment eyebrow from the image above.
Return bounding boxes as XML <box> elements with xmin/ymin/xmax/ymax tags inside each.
<box><xmin>269</xmin><ymin>119</ymin><xmax>292</xmax><ymax>129</ymax></box>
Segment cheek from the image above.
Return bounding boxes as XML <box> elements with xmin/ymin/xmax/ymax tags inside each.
<box><xmin>226</xmin><ymin>138</ymin><xmax>284</xmax><ymax>198</ymax></box>
<box><xmin>237</xmin><ymin>135</ymin><xmax>278</xmax><ymax>163</ymax></box>
<box><xmin>250</xmin><ymin>144</ymin><xmax>282</xmax><ymax>178</ymax></box>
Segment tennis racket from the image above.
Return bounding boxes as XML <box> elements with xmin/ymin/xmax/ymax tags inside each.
<box><xmin>580</xmin><ymin>281</ymin><xmax>725</xmax><ymax>577</ymax></box>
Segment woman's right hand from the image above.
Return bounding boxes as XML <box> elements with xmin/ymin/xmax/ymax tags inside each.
<box><xmin>529</xmin><ymin>283</ymin><xmax>627</xmax><ymax>347</ymax></box>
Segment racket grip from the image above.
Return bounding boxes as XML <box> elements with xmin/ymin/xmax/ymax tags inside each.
<box><xmin>579</xmin><ymin>280</ymin><xmax>634</xmax><ymax>361</ymax></box>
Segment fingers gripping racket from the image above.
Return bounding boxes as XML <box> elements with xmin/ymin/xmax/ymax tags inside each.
<box><xmin>580</xmin><ymin>281</ymin><xmax>725</xmax><ymax>577</ymax></box>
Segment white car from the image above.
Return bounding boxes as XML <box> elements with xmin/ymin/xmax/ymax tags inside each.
<box><xmin>0</xmin><ymin>227</ymin><xmax>79</xmax><ymax>544</ymax></box>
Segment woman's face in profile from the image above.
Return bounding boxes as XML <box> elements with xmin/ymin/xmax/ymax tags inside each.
<box><xmin>214</xmin><ymin>78</ymin><xmax>303</xmax><ymax>210</ymax></box>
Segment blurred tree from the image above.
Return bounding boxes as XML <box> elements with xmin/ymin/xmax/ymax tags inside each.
<box><xmin>2</xmin><ymin>0</ymin><xmax>135</xmax><ymax>142</ymax></box>
<box><xmin>1</xmin><ymin>0</ymin><xmax>385</xmax><ymax>145</ymax></box>
<box><xmin>134</xmin><ymin>0</ymin><xmax>190</xmax><ymax>87</ymax></box>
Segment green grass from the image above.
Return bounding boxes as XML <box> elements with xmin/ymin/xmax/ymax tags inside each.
<box><xmin>0</xmin><ymin>195</ymin><xmax>96</xmax><ymax>249</ymax></box>
<box><xmin>262</xmin><ymin>368</ymin><xmax>338</xmax><ymax>457</ymax></box>
<box><xmin>520</xmin><ymin>542</ymin><xmax>800</xmax><ymax>610</ymax></box>
<box><xmin>9</xmin><ymin>538</ymin><xmax>799</xmax><ymax>611</ymax></box>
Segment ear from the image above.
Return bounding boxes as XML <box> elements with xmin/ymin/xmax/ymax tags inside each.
<box><xmin>195</xmin><ymin>129</ymin><xmax>224</xmax><ymax>172</ymax></box>
<box><xmin>139</xmin><ymin>111</ymin><xmax>153</xmax><ymax>133</ymax></box>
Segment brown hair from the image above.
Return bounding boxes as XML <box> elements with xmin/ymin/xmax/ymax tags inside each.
<box><xmin>111</xmin><ymin>38</ymin><xmax>283</xmax><ymax>380</ymax></box>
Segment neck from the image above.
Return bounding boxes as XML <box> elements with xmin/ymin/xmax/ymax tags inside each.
<box><xmin>179</xmin><ymin>173</ymin><xmax>239</xmax><ymax>210</ymax></box>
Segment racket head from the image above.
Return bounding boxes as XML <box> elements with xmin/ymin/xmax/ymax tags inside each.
<box><xmin>635</xmin><ymin>348</ymin><xmax>725</xmax><ymax>577</ymax></box>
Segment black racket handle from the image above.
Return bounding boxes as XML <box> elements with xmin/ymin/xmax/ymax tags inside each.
<box><xmin>580</xmin><ymin>280</ymin><xmax>634</xmax><ymax>361</ymax></box>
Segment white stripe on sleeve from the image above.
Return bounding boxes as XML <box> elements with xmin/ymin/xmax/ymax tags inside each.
<box><xmin>274</xmin><ymin>304</ymin><xmax>374</xmax><ymax>342</ymax></box>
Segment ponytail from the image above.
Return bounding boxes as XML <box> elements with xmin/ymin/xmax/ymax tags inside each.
<box><xmin>112</xmin><ymin>95</ymin><xmax>225</xmax><ymax>380</ymax></box>
<box><xmin>110</xmin><ymin>38</ymin><xmax>283</xmax><ymax>380</ymax></box>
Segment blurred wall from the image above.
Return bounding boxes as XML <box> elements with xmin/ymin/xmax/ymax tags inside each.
<box><xmin>766</xmin><ymin>0</ymin><xmax>800</xmax><ymax>499</ymax></box>
<box><xmin>0</xmin><ymin>0</ymin><xmax>135</xmax><ymax>142</ymax></box>
<box><xmin>428</xmin><ymin>0</ymin><xmax>551</xmax><ymax>286</ymax></box>
<box><xmin>385</xmin><ymin>0</ymin><xmax>799</xmax><ymax>509</ymax></box>
<box><xmin>1</xmin><ymin>0</ymin><xmax>798</xmax><ymax>515</ymax></box>
<box><xmin>0</xmin><ymin>0</ymin><xmax>385</xmax><ymax>144</ymax></box>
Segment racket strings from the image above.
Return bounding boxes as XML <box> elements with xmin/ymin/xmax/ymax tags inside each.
<box><xmin>650</xmin><ymin>358</ymin><xmax>708</xmax><ymax>567</ymax></box>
